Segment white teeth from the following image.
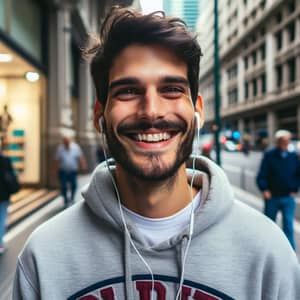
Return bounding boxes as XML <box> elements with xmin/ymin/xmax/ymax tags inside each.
<box><xmin>136</xmin><ymin>132</ymin><xmax>171</xmax><ymax>142</ymax></box>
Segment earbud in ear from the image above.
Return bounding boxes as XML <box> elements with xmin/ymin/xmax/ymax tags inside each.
<box><xmin>194</xmin><ymin>112</ymin><xmax>201</xmax><ymax>131</ymax></box>
<box><xmin>98</xmin><ymin>116</ymin><xmax>104</xmax><ymax>133</ymax></box>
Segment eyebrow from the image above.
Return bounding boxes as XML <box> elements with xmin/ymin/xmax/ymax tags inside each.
<box><xmin>109</xmin><ymin>78</ymin><xmax>140</xmax><ymax>91</ymax></box>
<box><xmin>161</xmin><ymin>76</ymin><xmax>189</xmax><ymax>86</ymax></box>
<box><xmin>109</xmin><ymin>76</ymin><xmax>189</xmax><ymax>91</ymax></box>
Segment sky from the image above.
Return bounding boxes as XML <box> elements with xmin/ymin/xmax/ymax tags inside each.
<box><xmin>140</xmin><ymin>0</ymin><xmax>163</xmax><ymax>14</ymax></box>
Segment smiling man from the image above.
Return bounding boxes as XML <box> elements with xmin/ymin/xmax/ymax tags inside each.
<box><xmin>13</xmin><ymin>7</ymin><xmax>300</xmax><ymax>300</ymax></box>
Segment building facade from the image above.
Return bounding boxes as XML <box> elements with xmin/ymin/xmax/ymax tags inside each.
<box><xmin>198</xmin><ymin>0</ymin><xmax>300</xmax><ymax>148</ymax></box>
<box><xmin>0</xmin><ymin>0</ymin><xmax>135</xmax><ymax>190</ymax></box>
<box><xmin>163</xmin><ymin>0</ymin><xmax>199</xmax><ymax>31</ymax></box>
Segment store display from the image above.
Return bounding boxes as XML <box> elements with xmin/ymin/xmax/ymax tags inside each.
<box><xmin>2</xmin><ymin>129</ymin><xmax>25</xmax><ymax>172</ymax></box>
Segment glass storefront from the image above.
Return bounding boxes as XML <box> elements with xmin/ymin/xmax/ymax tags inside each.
<box><xmin>0</xmin><ymin>42</ymin><xmax>44</xmax><ymax>185</ymax></box>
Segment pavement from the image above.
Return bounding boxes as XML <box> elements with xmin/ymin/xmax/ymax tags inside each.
<box><xmin>0</xmin><ymin>173</ymin><xmax>299</xmax><ymax>299</ymax></box>
<box><xmin>0</xmin><ymin>174</ymin><xmax>91</xmax><ymax>300</ymax></box>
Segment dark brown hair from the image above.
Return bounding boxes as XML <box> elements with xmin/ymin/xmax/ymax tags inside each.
<box><xmin>85</xmin><ymin>7</ymin><xmax>202</xmax><ymax>107</ymax></box>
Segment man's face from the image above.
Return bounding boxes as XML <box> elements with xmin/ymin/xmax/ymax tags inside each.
<box><xmin>103</xmin><ymin>44</ymin><xmax>198</xmax><ymax>181</ymax></box>
<box><xmin>63</xmin><ymin>137</ymin><xmax>71</xmax><ymax>148</ymax></box>
<box><xmin>278</xmin><ymin>136</ymin><xmax>290</xmax><ymax>151</ymax></box>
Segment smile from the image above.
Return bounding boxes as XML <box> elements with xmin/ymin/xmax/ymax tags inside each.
<box><xmin>134</xmin><ymin>132</ymin><xmax>172</xmax><ymax>142</ymax></box>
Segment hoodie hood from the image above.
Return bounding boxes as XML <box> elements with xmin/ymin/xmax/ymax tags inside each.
<box><xmin>82</xmin><ymin>155</ymin><xmax>234</xmax><ymax>248</ymax></box>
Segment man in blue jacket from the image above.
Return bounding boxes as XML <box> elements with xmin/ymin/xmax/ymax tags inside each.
<box><xmin>256</xmin><ymin>129</ymin><xmax>300</xmax><ymax>249</ymax></box>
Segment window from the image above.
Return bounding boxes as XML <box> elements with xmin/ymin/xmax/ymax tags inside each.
<box><xmin>228</xmin><ymin>88</ymin><xmax>238</xmax><ymax>105</ymax></box>
<box><xmin>261</xmin><ymin>73</ymin><xmax>266</xmax><ymax>94</ymax></box>
<box><xmin>276</xmin><ymin>31</ymin><xmax>282</xmax><ymax>50</ymax></box>
<box><xmin>276</xmin><ymin>12</ymin><xmax>282</xmax><ymax>24</ymax></box>
<box><xmin>260</xmin><ymin>0</ymin><xmax>266</xmax><ymax>9</ymax></box>
<box><xmin>276</xmin><ymin>65</ymin><xmax>282</xmax><ymax>87</ymax></box>
<box><xmin>245</xmin><ymin>82</ymin><xmax>249</xmax><ymax>99</ymax></box>
<box><xmin>244</xmin><ymin>56</ymin><xmax>248</xmax><ymax>69</ymax></box>
<box><xmin>253</xmin><ymin>79</ymin><xmax>257</xmax><ymax>97</ymax></box>
<box><xmin>260</xmin><ymin>27</ymin><xmax>266</xmax><ymax>36</ymax></box>
<box><xmin>252</xmin><ymin>51</ymin><xmax>257</xmax><ymax>65</ymax></box>
<box><xmin>227</xmin><ymin>64</ymin><xmax>238</xmax><ymax>80</ymax></box>
<box><xmin>288</xmin><ymin>1</ymin><xmax>295</xmax><ymax>14</ymax></box>
<box><xmin>287</xmin><ymin>22</ymin><xmax>295</xmax><ymax>42</ymax></box>
<box><xmin>288</xmin><ymin>58</ymin><xmax>296</xmax><ymax>83</ymax></box>
<box><xmin>261</xmin><ymin>43</ymin><xmax>266</xmax><ymax>61</ymax></box>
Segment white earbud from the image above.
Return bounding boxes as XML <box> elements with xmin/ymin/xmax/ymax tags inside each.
<box><xmin>195</xmin><ymin>112</ymin><xmax>201</xmax><ymax>131</ymax></box>
<box><xmin>98</xmin><ymin>116</ymin><xmax>104</xmax><ymax>133</ymax></box>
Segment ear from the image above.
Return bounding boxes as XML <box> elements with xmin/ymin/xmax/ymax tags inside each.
<box><xmin>93</xmin><ymin>100</ymin><xmax>104</xmax><ymax>133</ymax></box>
<box><xmin>195</xmin><ymin>95</ymin><xmax>204</xmax><ymax>128</ymax></box>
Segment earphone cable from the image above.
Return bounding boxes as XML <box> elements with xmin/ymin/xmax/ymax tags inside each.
<box><xmin>99</xmin><ymin>110</ymin><xmax>200</xmax><ymax>300</ymax></box>
<box><xmin>101</xmin><ymin>132</ymin><xmax>155</xmax><ymax>300</ymax></box>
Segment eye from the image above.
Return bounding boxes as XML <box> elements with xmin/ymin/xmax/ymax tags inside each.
<box><xmin>113</xmin><ymin>87</ymin><xmax>142</xmax><ymax>100</ymax></box>
<box><xmin>160</xmin><ymin>86</ymin><xmax>186</xmax><ymax>99</ymax></box>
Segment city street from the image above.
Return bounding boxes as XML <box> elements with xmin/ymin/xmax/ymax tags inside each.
<box><xmin>221</xmin><ymin>150</ymin><xmax>262</xmax><ymax>197</ymax></box>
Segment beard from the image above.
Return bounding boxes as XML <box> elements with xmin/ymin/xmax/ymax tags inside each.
<box><xmin>105</xmin><ymin>119</ymin><xmax>194</xmax><ymax>182</ymax></box>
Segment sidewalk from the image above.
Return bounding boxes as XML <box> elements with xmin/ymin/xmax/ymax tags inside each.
<box><xmin>0</xmin><ymin>174</ymin><xmax>91</xmax><ymax>300</ymax></box>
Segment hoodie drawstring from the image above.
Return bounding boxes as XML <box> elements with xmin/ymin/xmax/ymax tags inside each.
<box><xmin>175</xmin><ymin>235</ymin><xmax>189</xmax><ymax>299</ymax></box>
<box><xmin>124</xmin><ymin>231</ymin><xmax>134</xmax><ymax>300</ymax></box>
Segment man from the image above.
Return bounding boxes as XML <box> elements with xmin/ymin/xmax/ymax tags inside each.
<box><xmin>0</xmin><ymin>142</ymin><xmax>17</xmax><ymax>254</ymax></box>
<box><xmin>0</xmin><ymin>104</ymin><xmax>13</xmax><ymax>135</ymax></box>
<box><xmin>256</xmin><ymin>129</ymin><xmax>300</xmax><ymax>249</ymax></box>
<box><xmin>13</xmin><ymin>8</ymin><xmax>300</xmax><ymax>299</ymax></box>
<box><xmin>54</xmin><ymin>135</ymin><xmax>87</xmax><ymax>208</ymax></box>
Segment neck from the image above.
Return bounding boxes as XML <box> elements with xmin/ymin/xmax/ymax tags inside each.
<box><xmin>115</xmin><ymin>164</ymin><xmax>198</xmax><ymax>218</ymax></box>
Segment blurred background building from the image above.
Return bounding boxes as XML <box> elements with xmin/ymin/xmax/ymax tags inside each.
<box><xmin>0</xmin><ymin>0</ymin><xmax>139</xmax><ymax>189</ymax></box>
<box><xmin>163</xmin><ymin>0</ymin><xmax>199</xmax><ymax>31</ymax></box>
<box><xmin>0</xmin><ymin>0</ymin><xmax>140</xmax><ymax>223</ymax></box>
<box><xmin>198</xmin><ymin>0</ymin><xmax>300</xmax><ymax>149</ymax></box>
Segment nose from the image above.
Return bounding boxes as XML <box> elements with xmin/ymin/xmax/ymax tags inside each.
<box><xmin>138</xmin><ymin>86</ymin><xmax>164</xmax><ymax>120</ymax></box>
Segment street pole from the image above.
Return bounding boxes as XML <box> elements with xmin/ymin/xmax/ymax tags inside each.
<box><xmin>214</xmin><ymin>0</ymin><xmax>221</xmax><ymax>166</ymax></box>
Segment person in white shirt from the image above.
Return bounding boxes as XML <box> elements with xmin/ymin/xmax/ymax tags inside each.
<box><xmin>54</xmin><ymin>135</ymin><xmax>87</xmax><ymax>208</ymax></box>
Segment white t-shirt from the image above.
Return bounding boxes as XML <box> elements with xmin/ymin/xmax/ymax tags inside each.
<box><xmin>123</xmin><ymin>191</ymin><xmax>201</xmax><ymax>246</ymax></box>
<box><xmin>55</xmin><ymin>142</ymin><xmax>82</xmax><ymax>172</ymax></box>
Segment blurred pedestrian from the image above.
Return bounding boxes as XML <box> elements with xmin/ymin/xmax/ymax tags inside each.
<box><xmin>256</xmin><ymin>129</ymin><xmax>300</xmax><ymax>249</ymax></box>
<box><xmin>242</xmin><ymin>134</ymin><xmax>251</xmax><ymax>156</ymax></box>
<box><xmin>53</xmin><ymin>135</ymin><xmax>87</xmax><ymax>208</ymax></box>
<box><xmin>0</xmin><ymin>143</ymin><xmax>17</xmax><ymax>254</ymax></box>
<box><xmin>0</xmin><ymin>104</ymin><xmax>13</xmax><ymax>136</ymax></box>
<box><xmin>13</xmin><ymin>8</ymin><xmax>300</xmax><ymax>300</ymax></box>
<box><xmin>201</xmin><ymin>143</ymin><xmax>212</xmax><ymax>159</ymax></box>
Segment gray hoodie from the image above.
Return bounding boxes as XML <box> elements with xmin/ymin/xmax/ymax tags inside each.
<box><xmin>13</xmin><ymin>156</ymin><xmax>300</xmax><ymax>299</ymax></box>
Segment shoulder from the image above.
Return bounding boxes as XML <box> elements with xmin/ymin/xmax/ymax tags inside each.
<box><xmin>264</xmin><ymin>148</ymin><xmax>276</xmax><ymax>157</ymax></box>
<box><xmin>71</xmin><ymin>142</ymin><xmax>82</xmax><ymax>154</ymax></box>
<box><xmin>70</xmin><ymin>142</ymin><xmax>80</xmax><ymax>150</ymax></box>
<box><xmin>230</xmin><ymin>200</ymin><xmax>295</xmax><ymax>255</ymax></box>
<box><xmin>20</xmin><ymin>202</ymin><xmax>90</xmax><ymax>257</ymax></box>
<box><xmin>231</xmin><ymin>200</ymin><xmax>278</xmax><ymax>235</ymax></box>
